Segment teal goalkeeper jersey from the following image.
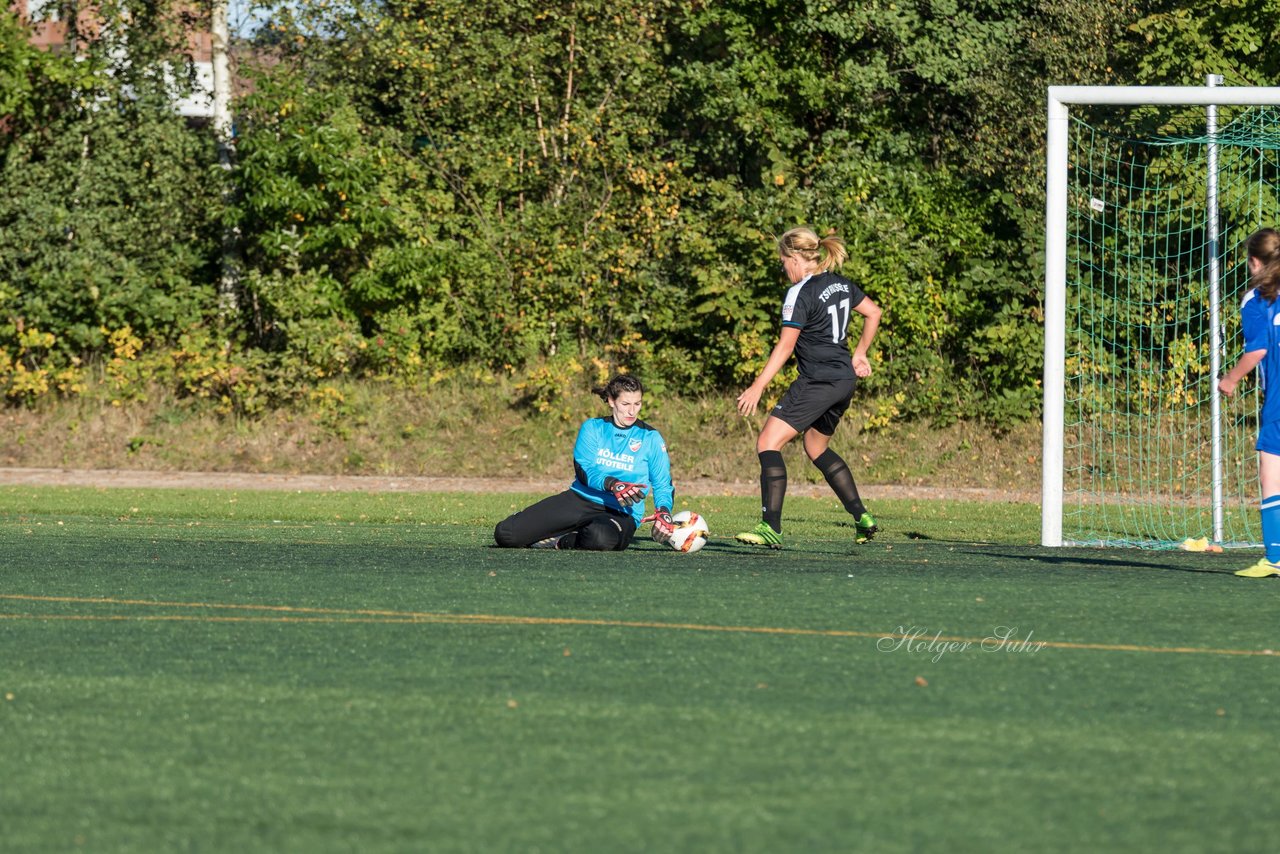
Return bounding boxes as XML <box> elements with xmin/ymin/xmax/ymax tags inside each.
<box><xmin>569</xmin><ymin>416</ymin><xmax>674</xmax><ymax>525</ymax></box>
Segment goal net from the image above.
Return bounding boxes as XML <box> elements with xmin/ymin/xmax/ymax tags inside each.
<box><xmin>1043</xmin><ymin>85</ymin><xmax>1280</xmax><ymax>548</ymax></box>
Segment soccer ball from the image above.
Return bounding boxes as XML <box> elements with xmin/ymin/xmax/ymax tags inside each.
<box><xmin>668</xmin><ymin>510</ymin><xmax>710</xmax><ymax>554</ymax></box>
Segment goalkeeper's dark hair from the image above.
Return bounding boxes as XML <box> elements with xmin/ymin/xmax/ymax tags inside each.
<box><xmin>1248</xmin><ymin>227</ymin><xmax>1280</xmax><ymax>303</ymax></box>
<box><xmin>778</xmin><ymin>226</ymin><xmax>847</xmax><ymax>272</ymax></box>
<box><xmin>594</xmin><ymin>373</ymin><xmax>644</xmax><ymax>402</ymax></box>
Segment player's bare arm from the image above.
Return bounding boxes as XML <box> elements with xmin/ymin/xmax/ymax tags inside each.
<box><xmin>1219</xmin><ymin>349</ymin><xmax>1266</xmax><ymax>397</ymax></box>
<box><xmin>737</xmin><ymin>326</ymin><xmax>802</xmax><ymax>416</ymax></box>
<box><xmin>850</xmin><ymin>298</ymin><xmax>881</xmax><ymax>378</ymax></box>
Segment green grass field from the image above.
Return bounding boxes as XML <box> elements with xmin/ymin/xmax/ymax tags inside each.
<box><xmin>2</xmin><ymin>486</ymin><xmax>1278</xmax><ymax>852</ymax></box>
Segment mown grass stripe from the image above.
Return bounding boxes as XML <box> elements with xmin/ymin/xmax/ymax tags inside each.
<box><xmin>2</xmin><ymin>593</ymin><xmax>1276</xmax><ymax>658</ymax></box>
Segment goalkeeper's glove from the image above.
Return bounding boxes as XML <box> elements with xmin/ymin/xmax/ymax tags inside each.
<box><xmin>604</xmin><ymin>477</ymin><xmax>648</xmax><ymax>507</ymax></box>
<box><xmin>650</xmin><ymin>508</ymin><xmax>675</xmax><ymax>544</ymax></box>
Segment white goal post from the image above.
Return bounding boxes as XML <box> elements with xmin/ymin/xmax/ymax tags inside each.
<box><xmin>1042</xmin><ymin>82</ymin><xmax>1280</xmax><ymax>547</ymax></box>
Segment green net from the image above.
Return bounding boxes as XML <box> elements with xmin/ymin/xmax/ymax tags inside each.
<box><xmin>1065</xmin><ymin>106</ymin><xmax>1280</xmax><ymax>548</ymax></box>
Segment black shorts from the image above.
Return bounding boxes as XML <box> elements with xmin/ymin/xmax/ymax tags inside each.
<box><xmin>770</xmin><ymin>376</ymin><xmax>856</xmax><ymax>435</ymax></box>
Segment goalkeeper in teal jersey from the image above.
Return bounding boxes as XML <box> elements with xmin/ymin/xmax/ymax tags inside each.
<box><xmin>494</xmin><ymin>374</ymin><xmax>676</xmax><ymax>550</ymax></box>
<box><xmin>1219</xmin><ymin>227</ymin><xmax>1280</xmax><ymax>577</ymax></box>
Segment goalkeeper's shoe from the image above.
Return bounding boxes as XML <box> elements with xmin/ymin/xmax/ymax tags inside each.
<box><xmin>529</xmin><ymin>535</ymin><xmax>563</xmax><ymax>550</ymax></box>
<box><xmin>1235</xmin><ymin>557</ymin><xmax>1280</xmax><ymax>578</ymax></box>
<box><xmin>854</xmin><ymin>512</ymin><xmax>879</xmax><ymax>545</ymax></box>
<box><xmin>735</xmin><ymin>522</ymin><xmax>782</xmax><ymax>550</ymax></box>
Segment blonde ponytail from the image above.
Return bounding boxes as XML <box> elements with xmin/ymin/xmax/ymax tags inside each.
<box><xmin>778</xmin><ymin>226</ymin><xmax>846</xmax><ymax>272</ymax></box>
<box><xmin>817</xmin><ymin>234</ymin><xmax>847</xmax><ymax>271</ymax></box>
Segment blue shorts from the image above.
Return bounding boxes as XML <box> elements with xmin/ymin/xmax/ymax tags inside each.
<box><xmin>1257</xmin><ymin>421</ymin><xmax>1280</xmax><ymax>456</ymax></box>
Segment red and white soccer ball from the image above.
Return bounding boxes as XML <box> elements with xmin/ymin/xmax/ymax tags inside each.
<box><xmin>668</xmin><ymin>510</ymin><xmax>710</xmax><ymax>553</ymax></box>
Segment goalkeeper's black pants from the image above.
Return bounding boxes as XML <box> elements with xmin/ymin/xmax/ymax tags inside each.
<box><xmin>494</xmin><ymin>489</ymin><xmax>638</xmax><ymax>550</ymax></box>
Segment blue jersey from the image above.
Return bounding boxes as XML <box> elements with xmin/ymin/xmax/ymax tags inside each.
<box><xmin>1241</xmin><ymin>288</ymin><xmax>1280</xmax><ymax>424</ymax></box>
<box><xmin>570</xmin><ymin>416</ymin><xmax>674</xmax><ymax>525</ymax></box>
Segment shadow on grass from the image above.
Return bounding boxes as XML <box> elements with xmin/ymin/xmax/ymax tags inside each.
<box><xmin>953</xmin><ymin>546</ymin><xmax>1236</xmax><ymax>575</ymax></box>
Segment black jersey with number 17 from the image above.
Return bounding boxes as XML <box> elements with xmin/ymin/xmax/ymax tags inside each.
<box><xmin>780</xmin><ymin>271</ymin><xmax>867</xmax><ymax>381</ymax></box>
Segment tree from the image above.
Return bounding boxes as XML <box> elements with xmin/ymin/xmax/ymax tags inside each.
<box><xmin>232</xmin><ymin>0</ymin><xmax>690</xmax><ymax>385</ymax></box>
<box><xmin>212</xmin><ymin>0</ymin><xmax>240</xmax><ymax>316</ymax></box>
<box><xmin>1126</xmin><ymin>0</ymin><xmax>1280</xmax><ymax>86</ymax></box>
<box><xmin>0</xmin><ymin>1</ymin><xmax>221</xmax><ymax>360</ymax></box>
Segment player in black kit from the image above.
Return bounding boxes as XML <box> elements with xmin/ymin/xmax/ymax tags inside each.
<box><xmin>735</xmin><ymin>227</ymin><xmax>882</xmax><ymax>550</ymax></box>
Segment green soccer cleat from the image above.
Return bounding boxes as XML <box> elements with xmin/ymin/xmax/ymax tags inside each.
<box><xmin>854</xmin><ymin>512</ymin><xmax>878</xmax><ymax>544</ymax></box>
<box><xmin>735</xmin><ymin>522</ymin><xmax>783</xmax><ymax>550</ymax></box>
<box><xmin>1235</xmin><ymin>557</ymin><xmax>1280</xmax><ymax>578</ymax></box>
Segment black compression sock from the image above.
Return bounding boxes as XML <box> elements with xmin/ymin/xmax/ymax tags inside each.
<box><xmin>758</xmin><ymin>449</ymin><xmax>786</xmax><ymax>534</ymax></box>
<box><xmin>812</xmin><ymin>448</ymin><xmax>867</xmax><ymax>518</ymax></box>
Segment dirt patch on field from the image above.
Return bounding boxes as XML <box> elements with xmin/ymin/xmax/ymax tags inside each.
<box><xmin>0</xmin><ymin>467</ymin><xmax>1038</xmax><ymax>504</ymax></box>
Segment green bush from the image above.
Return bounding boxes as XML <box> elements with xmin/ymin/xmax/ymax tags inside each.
<box><xmin>0</xmin><ymin>1</ymin><xmax>1189</xmax><ymax>429</ymax></box>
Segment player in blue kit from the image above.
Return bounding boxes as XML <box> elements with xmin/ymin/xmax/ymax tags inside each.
<box><xmin>735</xmin><ymin>226</ymin><xmax>882</xmax><ymax>550</ymax></box>
<box><xmin>494</xmin><ymin>374</ymin><xmax>676</xmax><ymax>550</ymax></box>
<box><xmin>1219</xmin><ymin>227</ymin><xmax>1280</xmax><ymax>577</ymax></box>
